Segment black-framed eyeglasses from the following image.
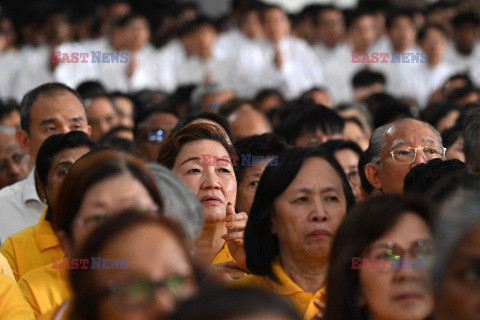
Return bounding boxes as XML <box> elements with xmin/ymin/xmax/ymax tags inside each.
<box><xmin>97</xmin><ymin>275</ymin><xmax>197</xmax><ymax>310</ymax></box>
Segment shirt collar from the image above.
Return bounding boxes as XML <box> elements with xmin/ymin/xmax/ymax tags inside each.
<box><xmin>34</xmin><ymin>207</ymin><xmax>61</xmax><ymax>252</ymax></box>
<box><xmin>22</xmin><ymin>168</ymin><xmax>43</xmax><ymax>204</ymax></box>
<box><xmin>266</xmin><ymin>256</ymin><xmax>326</xmax><ymax>297</ymax></box>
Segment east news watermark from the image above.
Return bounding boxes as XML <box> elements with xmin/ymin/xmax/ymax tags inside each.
<box><xmin>201</xmin><ymin>154</ymin><xmax>279</xmax><ymax>167</ymax></box>
<box><xmin>351</xmin><ymin>51</ymin><xmax>428</xmax><ymax>64</ymax></box>
<box><xmin>52</xmin><ymin>51</ymin><xmax>129</xmax><ymax>64</ymax></box>
<box><xmin>52</xmin><ymin>257</ymin><xmax>128</xmax><ymax>270</ymax></box>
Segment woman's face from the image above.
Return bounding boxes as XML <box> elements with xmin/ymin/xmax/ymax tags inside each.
<box><xmin>435</xmin><ymin>224</ymin><xmax>480</xmax><ymax>320</ymax></box>
<box><xmin>172</xmin><ymin>140</ymin><xmax>237</xmax><ymax>223</ymax></box>
<box><xmin>95</xmin><ymin>223</ymin><xmax>197</xmax><ymax>320</ymax></box>
<box><xmin>272</xmin><ymin>157</ymin><xmax>347</xmax><ymax>262</ymax></box>
<box><xmin>334</xmin><ymin>149</ymin><xmax>362</xmax><ymax>202</ymax></box>
<box><xmin>359</xmin><ymin>212</ymin><xmax>434</xmax><ymax>320</ymax></box>
<box><xmin>71</xmin><ymin>174</ymin><xmax>157</xmax><ymax>249</ymax></box>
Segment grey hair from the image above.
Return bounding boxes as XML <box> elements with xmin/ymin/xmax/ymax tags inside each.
<box><xmin>147</xmin><ymin>163</ymin><xmax>203</xmax><ymax>242</ymax></box>
<box><xmin>0</xmin><ymin>125</ymin><xmax>15</xmax><ymax>135</ymax></box>
<box><xmin>431</xmin><ymin>192</ymin><xmax>480</xmax><ymax>293</ymax></box>
<box><xmin>366</xmin><ymin>118</ymin><xmax>443</xmax><ymax>165</ymax></box>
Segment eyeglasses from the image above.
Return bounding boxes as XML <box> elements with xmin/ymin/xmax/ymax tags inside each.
<box><xmin>363</xmin><ymin>239</ymin><xmax>433</xmax><ymax>273</ymax></box>
<box><xmin>99</xmin><ymin>275</ymin><xmax>197</xmax><ymax>310</ymax></box>
<box><xmin>389</xmin><ymin>146</ymin><xmax>446</xmax><ymax>164</ymax></box>
<box><xmin>345</xmin><ymin>170</ymin><xmax>361</xmax><ymax>187</ymax></box>
<box><xmin>144</xmin><ymin>130</ymin><xmax>165</xmax><ymax>143</ymax></box>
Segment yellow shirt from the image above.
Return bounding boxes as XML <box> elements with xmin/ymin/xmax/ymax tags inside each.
<box><xmin>232</xmin><ymin>257</ymin><xmax>327</xmax><ymax>320</ymax></box>
<box><xmin>36</xmin><ymin>301</ymin><xmax>71</xmax><ymax>320</ymax></box>
<box><xmin>17</xmin><ymin>264</ymin><xmax>71</xmax><ymax>317</ymax></box>
<box><xmin>211</xmin><ymin>242</ymin><xmax>235</xmax><ymax>265</ymax></box>
<box><xmin>0</xmin><ymin>273</ymin><xmax>35</xmax><ymax>320</ymax></box>
<box><xmin>0</xmin><ymin>253</ymin><xmax>14</xmax><ymax>281</ymax></box>
<box><xmin>1</xmin><ymin>207</ymin><xmax>64</xmax><ymax>281</ymax></box>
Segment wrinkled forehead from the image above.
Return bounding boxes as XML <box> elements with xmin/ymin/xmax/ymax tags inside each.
<box><xmin>385</xmin><ymin>120</ymin><xmax>440</xmax><ymax>149</ymax></box>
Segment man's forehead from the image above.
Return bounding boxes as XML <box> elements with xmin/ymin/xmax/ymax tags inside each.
<box><xmin>32</xmin><ymin>92</ymin><xmax>86</xmax><ymax>120</ymax></box>
<box><xmin>385</xmin><ymin>121</ymin><xmax>439</xmax><ymax>147</ymax></box>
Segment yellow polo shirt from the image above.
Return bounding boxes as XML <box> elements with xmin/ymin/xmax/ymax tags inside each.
<box><xmin>36</xmin><ymin>301</ymin><xmax>71</xmax><ymax>320</ymax></box>
<box><xmin>232</xmin><ymin>257</ymin><xmax>327</xmax><ymax>320</ymax></box>
<box><xmin>1</xmin><ymin>207</ymin><xmax>64</xmax><ymax>281</ymax></box>
<box><xmin>0</xmin><ymin>273</ymin><xmax>35</xmax><ymax>319</ymax></box>
<box><xmin>211</xmin><ymin>242</ymin><xmax>235</xmax><ymax>265</ymax></box>
<box><xmin>0</xmin><ymin>253</ymin><xmax>14</xmax><ymax>281</ymax></box>
<box><xmin>17</xmin><ymin>264</ymin><xmax>70</xmax><ymax>317</ymax></box>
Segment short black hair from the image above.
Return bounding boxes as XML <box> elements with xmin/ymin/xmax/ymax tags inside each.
<box><xmin>274</xmin><ymin>104</ymin><xmax>344</xmax><ymax>145</ymax></box>
<box><xmin>417</xmin><ymin>23</ymin><xmax>448</xmax><ymax>42</ymax></box>
<box><xmin>352</xmin><ymin>69</ymin><xmax>386</xmax><ymax>89</ymax></box>
<box><xmin>314</xmin><ymin>5</ymin><xmax>342</xmax><ymax>25</ymax></box>
<box><xmin>0</xmin><ymin>100</ymin><xmax>19</xmax><ymax>122</ymax></box>
<box><xmin>462</xmin><ymin>109</ymin><xmax>480</xmax><ymax>172</ymax></box>
<box><xmin>426</xmin><ymin>172</ymin><xmax>480</xmax><ymax>206</ymax></box>
<box><xmin>447</xmin><ymin>85</ymin><xmax>480</xmax><ymax>105</ymax></box>
<box><xmin>76</xmin><ymin>81</ymin><xmax>107</xmax><ymax>100</ymax></box>
<box><xmin>233</xmin><ymin>133</ymin><xmax>287</xmax><ymax>183</ymax></box>
<box><xmin>441</xmin><ymin>125</ymin><xmax>462</xmax><ymax>149</ymax></box>
<box><xmin>372</xmin><ymin>100</ymin><xmax>413</xmax><ymax>129</ymax></box>
<box><xmin>344</xmin><ymin>8</ymin><xmax>374</xmax><ymax>29</ymax></box>
<box><xmin>319</xmin><ymin>139</ymin><xmax>363</xmax><ymax>157</ymax></box>
<box><xmin>244</xmin><ymin>147</ymin><xmax>355</xmax><ymax>281</ymax></box>
<box><xmin>134</xmin><ymin>104</ymin><xmax>178</xmax><ymax>138</ymax></box>
<box><xmin>168</xmin><ymin>287</ymin><xmax>301</xmax><ymax>320</ymax></box>
<box><xmin>386</xmin><ymin>9</ymin><xmax>415</xmax><ymax>30</ymax></box>
<box><xmin>172</xmin><ymin>112</ymin><xmax>233</xmax><ymax>142</ymax></box>
<box><xmin>403</xmin><ymin>158</ymin><xmax>467</xmax><ymax>195</ymax></box>
<box><xmin>36</xmin><ymin>131</ymin><xmax>95</xmax><ymax>187</ymax></box>
<box><xmin>452</xmin><ymin>12</ymin><xmax>480</xmax><ymax>28</ymax></box>
<box><xmin>324</xmin><ymin>194</ymin><xmax>434</xmax><ymax>320</ymax></box>
<box><xmin>421</xmin><ymin>101</ymin><xmax>461</xmax><ymax>129</ymax></box>
<box><xmin>96</xmin><ymin>136</ymin><xmax>135</xmax><ymax>154</ymax></box>
<box><xmin>20</xmin><ymin>82</ymin><xmax>86</xmax><ymax>133</ymax></box>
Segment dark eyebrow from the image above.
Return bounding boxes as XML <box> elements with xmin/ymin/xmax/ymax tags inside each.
<box><xmin>39</xmin><ymin>118</ymin><xmax>56</xmax><ymax>126</ymax></box>
<box><xmin>54</xmin><ymin>161</ymin><xmax>73</xmax><ymax>170</ymax></box>
<box><xmin>292</xmin><ymin>186</ymin><xmax>339</xmax><ymax>194</ymax></box>
<box><xmin>179</xmin><ymin>157</ymin><xmax>202</xmax><ymax>166</ymax></box>
<box><xmin>70</xmin><ymin>116</ymin><xmax>84</xmax><ymax>123</ymax></box>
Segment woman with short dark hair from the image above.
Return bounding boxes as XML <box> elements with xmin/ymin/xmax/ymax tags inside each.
<box><xmin>324</xmin><ymin>194</ymin><xmax>434</xmax><ymax>320</ymax></box>
<box><xmin>234</xmin><ymin>147</ymin><xmax>355</xmax><ymax>319</ymax></box>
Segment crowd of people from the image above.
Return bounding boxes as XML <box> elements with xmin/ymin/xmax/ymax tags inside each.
<box><xmin>0</xmin><ymin>0</ymin><xmax>479</xmax><ymax>319</ymax></box>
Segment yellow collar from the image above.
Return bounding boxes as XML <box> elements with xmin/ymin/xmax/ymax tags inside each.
<box><xmin>34</xmin><ymin>207</ymin><xmax>61</xmax><ymax>252</ymax></box>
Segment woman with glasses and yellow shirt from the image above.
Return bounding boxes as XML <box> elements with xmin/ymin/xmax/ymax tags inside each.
<box><xmin>324</xmin><ymin>194</ymin><xmax>434</xmax><ymax>320</ymax></box>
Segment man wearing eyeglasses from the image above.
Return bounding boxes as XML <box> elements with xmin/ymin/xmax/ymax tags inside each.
<box><xmin>364</xmin><ymin>118</ymin><xmax>445</xmax><ymax>194</ymax></box>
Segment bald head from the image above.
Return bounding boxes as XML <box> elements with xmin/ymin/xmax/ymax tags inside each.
<box><xmin>228</xmin><ymin>106</ymin><xmax>272</xmax><ymax>140</ymax></box>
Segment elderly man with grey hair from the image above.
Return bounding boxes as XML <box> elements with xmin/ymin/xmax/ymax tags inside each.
<box><xmin>432</xmin><ymin>192</ymin><xmax>480</xmax><ymax>320</ymax></box>
<box><xmin>364</xmin><ymin>118</ymin><xmax>446</xmax><ymax>194</ymax></box>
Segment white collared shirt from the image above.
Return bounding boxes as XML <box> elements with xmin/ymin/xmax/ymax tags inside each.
<box><xmin>0</xmin><ymin>169</ymin><xmax>46</xmax><ymax>244</ymax></box>
<box><xmin>176</xmin><ymin>55</ymin><xmax>232</xmax><ymax>87</ymax></box>
<box><xmin>231</xmin><ymin>35</ymin><xmax>325</xmax><ymax>99</ymax></box>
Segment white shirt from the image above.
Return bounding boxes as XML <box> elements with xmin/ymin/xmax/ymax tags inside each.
<box><xmin>0</xmin><ymin>169</ymin><xmax>46</xmax><ymax>244</ymax></box>
<box><xmin>214</xmin><ymin>28</ymin><xmax>262</xmax><ymax>61</ymax></box>
<box><xmin>176</xmin><ymin>55</ymin><xmax>232</xmax><ymax>87</ymax></box>
<box><xmin>53</xmin><ymin>41</ymin><xmax>99</xmax><ymax>89</ymax></box>
<box><xmin>408</xmin><ymin>62</ymin><xmax>456</xmax><ymax>108</ymax></box>
<box><xmin>0</xmin><ymin>50</ymin><xmax>21</xmax><ymax>101</ymax></box>
<box><xmin>155</xmin><ymin>40</ymin><xmax>188</xmax><ymax>93</ymax></box>
<box><xmin>12</xmin><ymin>45</ymin><xmax>54</xmax><ymax>101</ymax></box>
<box><xmin>312</xmin><ymin>42</ymin><xmax>348</xmax><ymax>68</ymax></box>
<box><xmin>232</xmin><ymin>35</ymin><xmax>325</xmax><ymax>99</ymax></box>
<box><xmin>323</xmin><ymin>44</ymin><xmax>368</xmax><ymax>104</ymax></box>
<box><xmin>370</xmin><ymin>43</ymin><xmax>423</xmax><ymax>101</ymax></box>
<box><xmin>443</xmin><ymin>40</ymin><xmax>480</xmax><ymax>74</ymax></box>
